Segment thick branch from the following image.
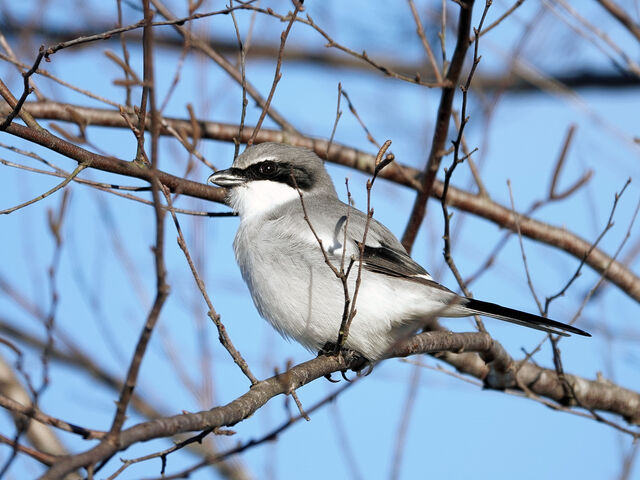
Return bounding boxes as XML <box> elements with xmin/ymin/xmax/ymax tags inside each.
<box><xmin>5</xmin><ymin>105</ymin><xmax>639</xmax><ymax>303</ymax></box>
<box><xmin>4</xmin><ymin>122</ymin><xmax>225</xmax><ymax>203</ymax></box>
<box><xmin>41</xmin><ymin>329</ymin><xmax>640</xmax><ymax>479</ymax></box>
<box><xmin>0</xmin><ymin>320</ymin><xmax>250</xmax><ymax>480</ymax></box>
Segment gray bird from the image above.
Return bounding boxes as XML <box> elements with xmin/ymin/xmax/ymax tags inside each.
<box><xmin>208</xmin><ymin>143</ymin><xmax>589</xmax><ymax>361</ymax></box>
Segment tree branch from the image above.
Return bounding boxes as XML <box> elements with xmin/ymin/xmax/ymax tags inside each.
<box><xmin>5</xmin><ymin>107</ymin><xmax>639</xmax><ymax>303</ymax></box>
<box><xmin>401</xmin><ymin>0</ymin><xmax>476</xmax><ymax>252</ymax></box>
<box><xmin>40</xmin><ymin>329</ymin><xmax>640</xmax><ymax>479</ymax></box>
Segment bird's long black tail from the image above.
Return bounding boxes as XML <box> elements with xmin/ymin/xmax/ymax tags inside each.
<box><xmin>463</xmin><ymin>298</ymin><xmax>591</xmax><ymax>337</ymax></box>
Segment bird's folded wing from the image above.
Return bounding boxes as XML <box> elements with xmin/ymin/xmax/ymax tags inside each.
<box><xmin>300</xmin><ymin>195</ymin><xmax>444</xmax><ymax>288</ymax></box>
<box><xmin>359</xmin><ymin>243</ymin><xmax>426</xmax><ymax>277</ymax></box>
<box><xmin>358</xmin><ymin>242</ymin><xmax>455</xmax><ymax>292</ymax></box>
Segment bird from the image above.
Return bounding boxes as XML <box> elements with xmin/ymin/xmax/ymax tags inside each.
<box><xmin>208</xmin><ymin>142</ymin><xmax>590</xmax><ymax>361</ymax></box>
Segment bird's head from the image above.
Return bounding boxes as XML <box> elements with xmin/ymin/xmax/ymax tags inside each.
<box><xmin>208</xmin><ymin>143</ymin><xmax>337</xmax><ymax>218</ymax></box>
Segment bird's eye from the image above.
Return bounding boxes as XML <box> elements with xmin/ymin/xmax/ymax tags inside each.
<box><xmin>258</xmin><ymin>161</ymin><xmax>277</xmax><ymax>177</ymax></box>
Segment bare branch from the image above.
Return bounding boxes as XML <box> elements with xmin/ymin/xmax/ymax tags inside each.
<box><xmin>0</xmin><ymin>163</ymin><xmax>87</xmax><ymax>215</ymax></box>
<box><xmin>248</xmin><ymin>1</ymin><xmax>303</xmax><ymax>145</ymax></box>
<box><xmin>595</xmin><ymin>0</ymin><xmax>640</xmax><ymax>43</ymax></box>
<box><xmin>107</xmin><ymin>2</ymin><xmax>169</xmax><ymax>438</ymax></box>
<box><xmin>4</xmin><ymin>113</ymin><xmax>639</xmax><ymax>303</ymax></box>
<box><xmin>163</xmin><ymin>186</ymin><xmax>258</xmax><ymax>385</ymax></box>
<box><xmin>401</xmin><ymin>0</ymin><xmax>478</xmax><ymax>252</ymax></box>
<box><xmin>41</xmin><ymin>329</ymin><xmax>640</xmax><ymax>478</ymax></box>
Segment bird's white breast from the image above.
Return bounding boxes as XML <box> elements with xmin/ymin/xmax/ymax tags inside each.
<box><xmin>228</xmin><ymin>180</ymin><xmax>300</xmax><ymax>219</ymax></box>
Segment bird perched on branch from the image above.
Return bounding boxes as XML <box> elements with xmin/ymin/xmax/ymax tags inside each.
<box><xmin>208</xmin><ymin>142</ymin><xmax>589</xmax><ymax>361</ymax></box>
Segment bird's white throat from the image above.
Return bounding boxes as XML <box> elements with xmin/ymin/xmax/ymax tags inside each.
<box><xmin>228</xmin><ymin>180</ymin><xmax>301</xmax><ymax>219</ymax></box>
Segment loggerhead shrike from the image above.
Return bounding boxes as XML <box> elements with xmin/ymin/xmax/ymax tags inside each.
<box><xmin>208</xmin><ymin>143</ymin><xmax>589</xmax><ymax>361</ymax></box>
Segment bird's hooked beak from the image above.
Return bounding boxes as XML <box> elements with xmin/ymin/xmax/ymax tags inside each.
<box><xmin>208</xmin><ymin>168</ymin><xmax>246</xmax><ymax>187</ymax></box>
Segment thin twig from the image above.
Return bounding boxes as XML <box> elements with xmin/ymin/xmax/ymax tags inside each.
<box><xmin>0</xmin><ymin>433</ymin><xmax>57</xmax><ymax>467</ymax></box>
<box><xmin>230</xmin><ymin>0</ymin><xmax>249</xmax><ymax>159</ymax></box>
<box><xmin>230</xmin><ymin>4</ymin><xmax>447</xmax><ymax>88</ymax></box>
<box><xmin>105</xmin><ymin>427</ymin><xmax>232</xmax><ymax>480</ymax></box>
<box><xmin>452</xmin><ymin>110</ymin><xmax>487</xmax><ymax>197</ymax></box>
<box><xmin>340</xmin><ymin>89</ymin><xmax>380</xmax><ymax>148</ymax></box>
<box><xmin>554</xmin><ymin>0</ymin><xmax>640</xmax><ymax>76</ymax></box>
<box><xmin>507</xmin><ymin>180</ymin><xmax>543</xmax><ymax>313</ymax></box>
<box><xmin>389</xmin><ymin>365</ymin><xmax>421</xmax><ymax>480</ymax></box>
<box><xmin>0</xmin><ymin>47</ymin><xmax>45</xmax><ymax>131</ymax></box>
<box><xmin>0</xmin><ymin>52</ymin><xmax>121</xmax><ymax>107</ymax></box>
<box><xmin>439</xmin><ymin>0</ymin><xmax>447</xmax><ymax>70</ymax></box>
<box><xmin>517</xmin><ymin>178</ymin><xmax>633</xmax><ymax>369</ymax></box>
<box><xmin>0</xmin><ymin>163</ymin><xmax>88</xmax><ymax>215</ymax></box>
<box><xmin>474</xmin><ymin>0</ymin><xmax>524</xmax><ymax>40</ymax></box>
<box><xmin>151</xmin><ymin>0</ymin><xmax>298</xmax><ymax>133</ymax></box>
<box><xmin>107</xmin><ymin>0</ymin><xmax>170</xmax><ymax>438</ymax></box>
<box><xmin>464</xmin><ymin>124</ymin><xmax>591</xmax><ymax>286</ymax></box>
<box><xmin>438</xmin><ymin>0</ymin><xmax>491</xmax><ymax>333</ymax></box>
<box><xmin>545</xmin><ymin>178</ymin><xmax>632</xmax><ymax>312</ymax></box>
<box><xmin>0</xmin><ymin>394</ymin><xmax>104</xmax><ymax>440</ymax></box>
<box><xmin>408</xmin><ymin>0</ymin><xmax>443</xmax><ymax>83</ymax></box>
<box><xmin>248</xmin><ymin>1</ymin><xmax>303</xmax><ymax>145</ymax></box>
<box><xmin>596</xmin><ymin>0</ymin><xmax>640</xmax><ymax>43</ymax></box>
<box><xmin>326</xmin><ymin>82</ymin><xmax>343</xmax><ymax>159</ymax></box>
<box><xmin>116</xmin><ymin>0</ymin><xmax>134</xmax><ymax>106</ymax></box>
<box><xmin>401</xmin><ymin>0</ymin><xmax>478</xmax><ymax>252</ymax></box>
<box><xmin>0</xmin><ymin>155</ymin><xmax>231</xmax><ymax>216</ymax></box>
<box><xmin>162</xmin><ymin>186</ymin><xmax>258</xmax><ymax>385</ymax></box>
<box><xmin>567</xmin><ymin>194</ymin><xmax>640</xmax><ymax>326</ymax></box>
<box><xmin>39</xmin><ymin>4</ymin><xmax>256</xmax><ymax>59</ymax></box>
<box><xmin>338</xmin><ymin>141</ymin><xmax>394</xmax><ymax>348</ymax></box>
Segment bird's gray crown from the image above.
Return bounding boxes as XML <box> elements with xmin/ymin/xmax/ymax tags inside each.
<box><xmin>231</xmin><ymin>143</ymin><xmax>338</xmax><ymax>195</ymax></box>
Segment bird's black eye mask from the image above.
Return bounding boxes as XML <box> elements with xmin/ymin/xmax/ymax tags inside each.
<box><xmin>240</xmin><ymin>160</ymin><xmax>315</xmax><ymax>190</ymax></box>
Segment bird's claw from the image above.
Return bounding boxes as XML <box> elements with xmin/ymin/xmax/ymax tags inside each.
<box><xmin>318</xmin><ymin>342</ymin><xmax>370</xmax><ymax>375</ymax></box>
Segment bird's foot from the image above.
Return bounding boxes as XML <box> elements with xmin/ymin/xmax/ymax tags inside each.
<box><xmin>318</xmin><ymin>342</ymin><xmax>370</xmax><ymax>376</ymax></box>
